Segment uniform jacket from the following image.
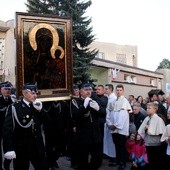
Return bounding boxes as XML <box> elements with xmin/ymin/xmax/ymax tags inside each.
<box><xmin>71</xmin><ymin>97</ymin><xmax>105</xmax><ymax>145</ymax></box>
<box><xmin>0</xmin><ymin>95</ymin><xmax>13</xmax><ymax>136</ymax></box>
<box><xmin>3</xmin><ymin>99</ymin><xmax>45</xmax><ymax>157</ymax></box>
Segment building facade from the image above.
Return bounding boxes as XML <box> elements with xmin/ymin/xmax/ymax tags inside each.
<box><xmin>0</xmin><ymin>20</ymin><xmax>16</xmax><ymax>86</ymax></box>
<box><xmin>90</xmin><ymin>41</ymin><xmax>138</xmax><ymax>67</ymax></box>
<box><xmin>89</xmin><ymin>41</ymin><xmax>163</xmax><ymax>98</ymax></box>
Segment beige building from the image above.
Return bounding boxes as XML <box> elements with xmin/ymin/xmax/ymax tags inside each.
<box><xmin>90</xmin><ymin>41</ymin><xmax>138</xmax><ymax>67</ymax></box>
<box><xmin>89</xmin><ymin>41</ymin><xmax>163</xmax><ymax>98</ymax></box>
<box><xmin>0</xmin><ymin>20</ymin><xmax>16</xmax><ymax>86</ymax></box>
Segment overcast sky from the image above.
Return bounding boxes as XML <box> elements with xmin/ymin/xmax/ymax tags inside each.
<box><xmin>1</xmin><ymin>0</ymin><xmax>170</xmax><ymax>71</ymax></box>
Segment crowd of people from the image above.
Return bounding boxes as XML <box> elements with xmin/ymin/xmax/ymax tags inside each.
<box><xmin>0</xmin><ymin>81</ymin><xmax>170</xmax><ymax>170</ymax></box>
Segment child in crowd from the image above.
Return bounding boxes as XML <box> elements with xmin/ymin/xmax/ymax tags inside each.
<box><xmin>126</xmin><ymin>132</ymin><xmax>136</xmax><ymax>160</ymax></box>
<box><xmin>138</xmin><ymin>102</ymin><xmax>165</xmax><ymax>170</ymax></box>
<box><xmin>130</xmin><ymin>133</ymin><xmax>148</xmax><ymax>170</ymax></box>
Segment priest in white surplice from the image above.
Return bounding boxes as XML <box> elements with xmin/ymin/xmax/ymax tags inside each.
<box><xmin>104</xmin><ymin>84</ymin><xmax>116</xmax><ymax>161</ymax></box>
<box><xmin>106</xmin><ymin>84</ymin><xmax>132</xmax><ymax>170</ymax></box>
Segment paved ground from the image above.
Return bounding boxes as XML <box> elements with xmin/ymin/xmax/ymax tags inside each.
<box><xmin>56</xmin><ymin>157</ymin><xmax>131</xmax><ymax>170</ymax></box>
<box><xmin>8</xmin><ymin>156</ymin><xmax>131</xmax><ymax>170</ymax></box>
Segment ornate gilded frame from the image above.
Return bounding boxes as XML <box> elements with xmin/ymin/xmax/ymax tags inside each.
<box><xmin>16</xmin><ymin>12</ymin><xmax>73</xmax><ymax>101</ymax></box>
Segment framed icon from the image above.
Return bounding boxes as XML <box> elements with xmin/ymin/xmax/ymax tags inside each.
<box><xmin>16</xmin><ymin>12</ymin><xmax>73</xmax><ymax>101</ymax></box>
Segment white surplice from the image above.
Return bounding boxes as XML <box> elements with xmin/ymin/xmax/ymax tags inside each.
<box><xmin>106</xmin><ymin>95</ymin><xmax>131</xmax><ymax>136</ymax></box>
<box><xmin>103</xmin><ymin>92</ymin><xmax>116</xmax><ymax>157</ymax></box>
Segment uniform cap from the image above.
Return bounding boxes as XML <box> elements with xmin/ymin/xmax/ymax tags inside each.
<box><xmin>0</xmin><ymin>81</ymin><xmax>12</xmax><ymax>89</ymax></box>
<box><xmin>23</xmin><ymin>83</ymin><xmax>38</xmax><ymax>93</ymax></box>
<box><xmin>73</xmin><ymin>84</ymin><xmax>79</xmax><ymax>89</ymax></box>
<box><xmin>79</xmin><ymin>83</ymin><xmax>92</xmax><ymax>90</ymax></box>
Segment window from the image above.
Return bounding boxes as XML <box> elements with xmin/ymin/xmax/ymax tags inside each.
<box><xmin>116</xmin><ymin>53</ymin><xmax>126</xmax><ymax>64</ymax></box>
<box><xmin>150</xmin><ymin>79</ymin><xmax>155</xmax><ymax>86</ymax></box>
<box><xmin>124</xmin><ymin>74</ymin><xmax>137</xmax><ymax>84</ymax></box>
<box><xmin>124</xmin><ymin>74</ymin><xmax>131</xmax><ymax>83</ymax></box>
<box><xmin>158</xmin><ymin>80</ymin><xmax>161</xmax><ymax>89</ymax></box>
<box><xmin>131</xmin><ymin>76</ymin><xmax>137</xmax><ymax>84</ymax></box>
<box><xmin>133</xmin><ymin>55</ymin><xmax>136</xmax><ymax>66</ymax></box>
<box><xmin>95</xmin><ymin>52</ymin><xmax>104</xmax><ymax>59</ymax></box>
<box><xmin>0</xmin><ymin>38</ymin><xmax>5</xmax><ymax>70</ymax></box>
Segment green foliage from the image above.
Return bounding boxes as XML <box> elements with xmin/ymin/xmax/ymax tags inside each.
<box><xmin>26</xmin><ymin>0</ymin><xmax>97</xmax><ymax>83</ymax></box>
<box><xmin>157</xmin><ymin>58</ymin><xmax>170</xmax><ymax>69</ymax></box>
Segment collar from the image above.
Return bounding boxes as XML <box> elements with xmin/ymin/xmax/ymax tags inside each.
<box><xmin>149</xmin><ymin>113</ymin><xmax>157</xmax><ymax>118</ymax></box>
<box><xmin>108</xmin><ymin>92</ymin><xmax>114</xmax><ymax>97</ymax></box>
<box><xmin>116</xmin><ymin>95</ymin><xmax>124</xmax><ymax>100</ymax></box>
<box><xmin>23</xmin><ymin>98</ymin><xmax>30</xmax><ymax>107</ymax></box>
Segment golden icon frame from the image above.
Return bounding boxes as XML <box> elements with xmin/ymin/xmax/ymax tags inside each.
<box><xmin>16</xmin><ymin>12</ymin><xmax>73</xmax><ymax>101</ymax></box>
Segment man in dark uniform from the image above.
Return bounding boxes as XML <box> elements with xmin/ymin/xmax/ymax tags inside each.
<box><xmin>71</xmin><ymin>83</ymin><xmax>105</xmax><ymax>170</ymax></box>
<box><xmin>0</xmin><ymin>81</ymin><xmax>13</xmax><ymax>170</ymax></box>
<box><xmin>3</xmin><ymin>83</ymin><xmax>48</xmax><ymax>170</ymax></box>
<box><xmin>67</xmin><ymin>84</ymin><xmax>80</xmax><ymax>169</ymax></box>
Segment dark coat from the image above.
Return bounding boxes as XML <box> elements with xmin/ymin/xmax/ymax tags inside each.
<box><xmin>134</xmin><ymin>112</ymin><xmax>146</xmax><ymax>130</ymax></box>
<box><xmin>3</xmin><ymin>100</ymin><xmax>45</xmax><ymax>158</ymax></box>
<box><xmin>71</xmin><ymin>97</ymin><xmax>105</xmax><ymax>145</ymax></box>
<box><xmin>0</xmin><ymin>95</ymin><xmax>13</xmax><ymax>137</ymax></box>
<box><xmin>96</xmin><ymin>94</ymin><xmax>108</xmax><ymax>117</ymax></box>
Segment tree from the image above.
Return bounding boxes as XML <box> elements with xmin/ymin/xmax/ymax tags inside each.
<box><xmin>157</xmin><ymin>58</ymin><xmax>170</xmax><ymax>69</ymax></box>
<box><xmin>26</xmin><ymin>0</ymin><xmax>97</xmax><ymax>83</ymax></box>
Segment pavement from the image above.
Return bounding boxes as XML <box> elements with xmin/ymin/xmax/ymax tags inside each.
<box><xmin>8</xmin><ymin>156</ymin><xmax>131</xmax><ymax>170</ymax></box>
<box><xmin>56</xmin><ymin>157</ymin><xmax>131</xmax><ymax>170</ymax></box>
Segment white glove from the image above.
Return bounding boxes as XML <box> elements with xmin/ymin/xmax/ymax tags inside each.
<box><xmin>11</xmin><ymin>94</ymin><xmax>17</xmax><ymax>103</ymax></box>
<box><xmin>83</xmin><ymin>97</ymin><xmax>92</xmax><ymax>108</ymax></box>
<box><xmin>4</xmin><ymin>151</ymin><xmax>16</xmax><ymax>160</ymax></box>
<box><xmin>89</xmin><ymin>100</ymin><xmax>100</xmax><ymax>111</ymax></box>
<box><xmin>33</xmin><ymin>99</ymin><xmax>42</xmax><ymax>111</ymax></box>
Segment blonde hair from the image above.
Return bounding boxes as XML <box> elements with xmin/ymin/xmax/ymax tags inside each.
<box><xmin>147</xmin><ymin>102</ymin><xmax>158</xmax><ymax>111</ymax></box>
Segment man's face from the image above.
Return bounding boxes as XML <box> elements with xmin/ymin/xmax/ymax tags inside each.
<box><xmin>73</xmin><ymin>88</ymin><xmax>79</xmax><ymax>97</ymax></box>
<box><xmin>158</xmin><ymin>95</ymin><xmax>164</xmax><ymax>102</ymax></box>
<box><xmin>152</xmin><ymin>95</ymin><xmax>158</xmax><ymax>101</ymax></box>
<box><xmin>23</xmin><ymin>91</ymin><xmax>37</xmax><ymax>103</ymax></box>
<box><xmin>116</xmin><ymin>87</ymin><xmax>124</xmax><ymax>97</ymax></box>
<box><xmin>1</xmin><ymin>87</ymin><xmax>11</xmax><ymax>97</ymax></box>
<box><xmin>129</xmin><ymin>95</ymin><xmax>134</xmax><ymax>101</ymax></box>
<box><xmin>96</xmin><ymin>86</ymin><xmax>104</xmax><ymax>96</ymax></box>
<box><xmin>105</xmin><ymin>86</ymin><xmax>111</xmax><ymax>95</ymax></box>
<box><xmin>80</xmin><ymin>88</ymin><xmax>92</xmax><ymax>98</ymax></box>
<box><xmin>133</xmin><ymin>106</ymin><xmax>140</xmax><ymax>114</ymax></box>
